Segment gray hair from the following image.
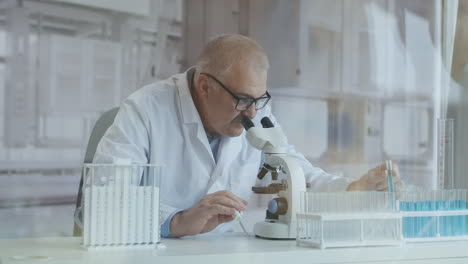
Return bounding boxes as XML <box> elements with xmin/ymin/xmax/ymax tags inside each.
<box><xmin>195</xmin><ymin>34</ymin><xmax>269</xmax><ymax>80</ymax></box>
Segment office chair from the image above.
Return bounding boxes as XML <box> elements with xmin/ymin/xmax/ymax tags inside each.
<box><xmin>73</xmin><ymin>107</ymin><xmax>119</xmax><ymax>236</ymax></box>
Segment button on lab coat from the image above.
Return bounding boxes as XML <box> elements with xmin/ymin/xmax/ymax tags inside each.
<box><xmin>93</xmin><ymin>70</ymin><xmax>351</xmax><ymax>233</ymax></box>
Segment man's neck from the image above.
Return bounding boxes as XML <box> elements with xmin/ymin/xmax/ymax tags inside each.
<box><xmin>206</xmin><ymin>132</ymin><xmax>221</xmax><ymax>143</ymax></box>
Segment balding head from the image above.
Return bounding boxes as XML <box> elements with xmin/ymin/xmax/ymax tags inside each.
<box><xmin>191</xmin><ymin>34</ymin><xmax>270</xmax><ymax>138</ymax></box>
<box><xmin>195</xmin><ymin>34</ymin><xmax>269</xmax><ymax>79</ymax></box>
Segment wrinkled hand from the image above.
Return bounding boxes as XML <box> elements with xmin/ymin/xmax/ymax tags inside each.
<box><xmin>347</xmin><ymin>162</ymin><xmax>403</xmax><ymax>191</ymax></box>
<box><xmin>170</xmin><ymin>190</ymin><xmax>248</xmax><ymax>237</ymax></box>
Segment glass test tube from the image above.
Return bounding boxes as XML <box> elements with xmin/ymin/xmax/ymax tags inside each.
<box><xmin>437</xmin><ymin>118</ymin><xmax>454</xmax><ymax>189</ymax></box>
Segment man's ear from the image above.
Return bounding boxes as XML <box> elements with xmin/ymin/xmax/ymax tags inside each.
<box><xmin>194</xmin><ymin>74</ymin><xmax>210</xmax><ymax>97</ymax></box>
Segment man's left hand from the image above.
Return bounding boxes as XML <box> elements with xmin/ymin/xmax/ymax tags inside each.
<box><xmin>347</xmin><ymin>162</ymin><xmax>403</xmax><ymax>191</ymax></box>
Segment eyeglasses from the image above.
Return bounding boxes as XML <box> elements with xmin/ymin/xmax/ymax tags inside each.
<box><xmin>200</xmin><ymin>72</ymin><xmax>271</xmax><ymax>111</ymax></box>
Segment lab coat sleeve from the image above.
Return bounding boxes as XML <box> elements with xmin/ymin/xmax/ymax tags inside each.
<box><xmin>285</xmin><ymin>144</ymin><xmax>352</xmax><ymax>192</ymax></box>
<box><xmin>93</xmin><ymin>93</ymin><xmax>182</xmax><ymax>225</ymax></box>
<box><xmin>262</xmin><ymin>107</ymin><xmax>353</xmax><ymax>192</ymax></box>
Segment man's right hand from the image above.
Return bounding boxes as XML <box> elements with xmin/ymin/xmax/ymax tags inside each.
<box><xmin>169</xmin><ymin>190</ymin><xmax>248</xmax><ymax>237</ymax></box>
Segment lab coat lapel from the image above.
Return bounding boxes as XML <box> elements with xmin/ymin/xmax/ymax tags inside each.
<box><xmin>216</xmin><ymin>135</ymin><xmax>242</xmax><ymax>169</ymax></box>
<box><xmin>195</xmin><ymin>123</ymin><xmax>215</xmax><ymax>164</ymax></box>
<box><xmin>174</xmin><ymin>70</ymin><xmax>216</xmax><ymax>168</ymax></box>
<box><xmin>206</xmin><ymin>135</ymin><xmax>243</xmax><ymax>193</ymax></box>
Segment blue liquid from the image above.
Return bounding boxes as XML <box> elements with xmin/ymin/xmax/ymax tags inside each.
<box><xmin>400</xmin><ymin>200</ymin><xmax>468</xmax><ymax>238</ymax></box>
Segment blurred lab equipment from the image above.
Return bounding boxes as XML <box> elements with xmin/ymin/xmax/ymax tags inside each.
<box><xmin>242</xmin><ymin>116</ymin><xmax>306</xmax><ymax>239</ymax></box>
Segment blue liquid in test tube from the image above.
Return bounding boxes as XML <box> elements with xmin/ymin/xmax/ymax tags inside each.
<box><xmin>409</xmin><ymin>202</ymin><xmax>415</xmax><ymax>237</ymax></box>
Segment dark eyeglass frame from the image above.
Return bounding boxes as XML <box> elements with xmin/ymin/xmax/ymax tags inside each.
<box><xmin>199</xmin><ymin>72</ymin><xmax>271</xmax><ymax>111</ymax></box>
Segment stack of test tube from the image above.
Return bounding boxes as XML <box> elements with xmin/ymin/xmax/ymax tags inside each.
<box><xmin>399</xmin><ymin>189</ymin><xmax>468</xmax><ymax>241</ymax></box>
<box><xmin>81</xmin><ymin>164</ymin><xmax>162</xmax><ymax>248</ymax></box>
<box><xmin>300</xmin><ymin>191</ymin><xmax>397</xmax><ymax>214</ymax></box>
<box><xmin>297</xmin><ymin>191</ymin><xmax>401</xmax><ymax>249</ymax></box>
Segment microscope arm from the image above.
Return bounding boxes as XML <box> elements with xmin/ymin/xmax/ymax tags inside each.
<box><xmin>265</xmin><ymin>154</ymin><xmax>306</xmax><ymax>235</ymax></box>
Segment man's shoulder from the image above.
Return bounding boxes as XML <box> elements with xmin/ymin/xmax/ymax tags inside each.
<box><xmin>117</xmin><ymin>73</ymin><xmax>188</xmax><ymax>125</ymax></box>
<box><xmin>131</xmin><ymin>80</ymin><xmax>176</xmax><ymax>101</ymax></box>
<box><xmin>124</xmin><ymin>74</ymin><xmax>185</xmax><ymax>109</ymax></box>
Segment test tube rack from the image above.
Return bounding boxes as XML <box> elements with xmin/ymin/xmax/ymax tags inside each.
<box><xmin>80</xmin><ymin>164</ymin><xmax>162</xmax><ymax>249</ymax></box>
<box><xmin>296</xmin><ymin>190</ymin><xmax>468</xmax><ymax>249</ymax></box>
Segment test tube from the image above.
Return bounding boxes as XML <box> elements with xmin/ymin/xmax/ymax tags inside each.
<box><xmin>83</xmin><ymin>166</ymin><xmax>91</xmax><ymax>246</ymax></box>
<box><xmin>386</xmin><ymin>161</ymin><xmax>396</xmax><ymax>212</ymax></box>
<box><xmin>462</xmin><ymin>190</ymin><xmax>467</xmax><ymax>236</ymax></box>
<box><xmin>430</xmin><ymin>191</ymin><xmax>437</xmax><ymax>237</ymax></box>
<box><xmin>437</xmin><ymin>118</ymin><xmax>454</xmax><ymax>189</ymax></box>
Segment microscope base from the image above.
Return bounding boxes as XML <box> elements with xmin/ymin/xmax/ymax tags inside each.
<box><xmin>254</xmin><ymin>221</ymin><xmax>296</xmax><ymax>240</ymax></box>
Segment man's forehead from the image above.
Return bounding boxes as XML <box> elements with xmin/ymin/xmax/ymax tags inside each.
<box><xmin>236</xmin><ymin>85</ymin><xmax>267</xmax><ymax>98</ymax></box>
<box><xmin>225</xmin><ymin>69</ymin><xmax>267</xmax><ymax>98</ymax></box>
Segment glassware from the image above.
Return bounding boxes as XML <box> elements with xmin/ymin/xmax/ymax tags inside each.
<box><xmin>438</xmin><ymin>118</ymin><xmax>455</xmax><ymax>189</ymax></box>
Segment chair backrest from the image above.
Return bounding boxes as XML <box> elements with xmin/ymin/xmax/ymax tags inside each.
<box><xmin>73</xmin><ymin>107</ymin><xmax>119</xmax><ymax>236</ymax></box>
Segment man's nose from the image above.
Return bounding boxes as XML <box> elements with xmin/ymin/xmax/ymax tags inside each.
<box><xmin>241</xmin><ymin>103</ymin><xmax>257</xmax><ymax>119</ymax></box>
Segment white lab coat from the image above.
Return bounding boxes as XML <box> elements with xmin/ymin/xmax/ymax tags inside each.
<box><xmin>93</xmin><ymin>70</ymin><xmax>351</xmax><ymax>233</ymax></box>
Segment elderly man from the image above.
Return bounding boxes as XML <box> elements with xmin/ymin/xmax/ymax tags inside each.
<box><xmin>93</xmin><ymin>34</ymin><xmax>401</xmax><ymax>238</ymax></box>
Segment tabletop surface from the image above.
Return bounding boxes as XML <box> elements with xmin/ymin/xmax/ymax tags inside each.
<box><xmin>1</xmin><ymin>233</ymin><xmax>468</xmax><ymax>264</ymax></box>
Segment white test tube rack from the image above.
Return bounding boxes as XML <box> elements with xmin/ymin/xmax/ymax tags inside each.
<box><xmin>80</xmin><ymin>163</ymin><xmax>162</xmax><ymax>249</ymax></box>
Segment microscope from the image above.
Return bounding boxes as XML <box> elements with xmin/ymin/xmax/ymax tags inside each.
<box><xmin>242</xmin><ymin>116</ymin><xmax>306</xmax><ymax>239</ymax></box>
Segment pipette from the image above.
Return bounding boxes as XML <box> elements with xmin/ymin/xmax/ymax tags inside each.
<box><xmin>234</xmin><ymin>211</ymin><xmax>249</xmax><ymax>237</ymax></box>
<box><xmin>386</xmin><ymin>160</ymin><xmax>395</xmax><ymax>193</ymax></box>
<box><xmin>386</xmin><ymin>160</ymin><xmax>396</xmax><ymax>210</ymax></box>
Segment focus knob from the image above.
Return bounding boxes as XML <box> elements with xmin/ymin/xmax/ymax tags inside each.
<box><xmin>267</xmin><ymin>197</ymin><xmax>288</xmax><ymax>215</ymax></box>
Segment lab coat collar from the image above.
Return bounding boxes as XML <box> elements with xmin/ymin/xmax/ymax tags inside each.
<box><xmin>172</xmin><ymin>68</ymin><xmax>244</xmax><ymax>173</ymax></box>
<box><xmin>173</xmin><ymin>68</ymin><xmax>215</xmax><ymax>164</ymax></box>
<box><xmin>173</xmin><ymin>68</ymin><xmax>200</xmax><ymax>124</ymax></box>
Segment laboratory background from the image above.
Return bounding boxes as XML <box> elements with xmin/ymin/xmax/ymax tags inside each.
<box><xmin>0</xmin><ymin>0</ymin><xmax>468</xmax><ymax>241</ymax></box>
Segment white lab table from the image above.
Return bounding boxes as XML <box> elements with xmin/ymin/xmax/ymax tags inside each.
<box><xmin>1</xmin><ymin>233</ymin><xmax>468</xmax><ymax>264</ymax></box>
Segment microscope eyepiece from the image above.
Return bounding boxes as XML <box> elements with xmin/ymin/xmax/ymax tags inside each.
<box><xmin>241</xmin><ymin>116</ymin><xmax>255</xmax><ymax>130</ymax></box>
<box><xmin>261</xmin><ymin>117</ymin><xmax>274</xmax><ymax>128</ymax></box>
